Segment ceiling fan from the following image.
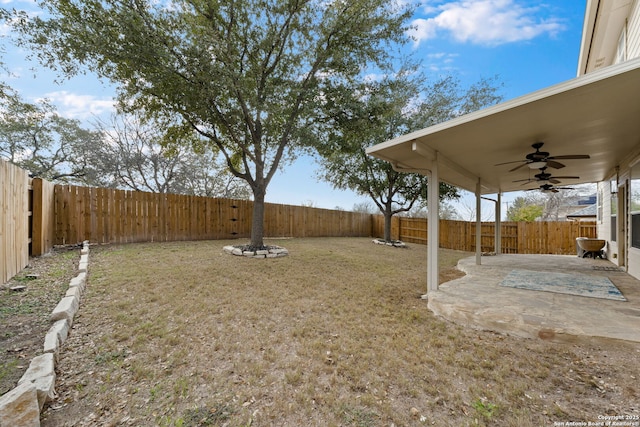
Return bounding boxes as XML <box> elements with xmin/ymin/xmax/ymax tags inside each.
<box><xmin>526</xmin><ymin>183</ymin><xmax>575</xmax><ymax>193</ymax></box>
<box><xmin>513</xmin><ymin>166</ymin><xmax>580</xmax><ymax>185</ymax></box>
<box><xmin>495</xmin><ymin>142</ymin><xmax>590</xmax><ymax>172</ymax></box>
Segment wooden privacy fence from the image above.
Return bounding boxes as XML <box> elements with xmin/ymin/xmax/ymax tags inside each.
<box><xmin>1</xmin><ymin>160</ymin><xmax>30</xmax><ymax>284</ymax></box>
<box><xmin>371</xmin><ymin>216</ymin><xmax>597</xmax><ymax>255</ymax></box>
<box><xmin>31</xmin><ymin>178</ymin><xmax>56</xmax><ymax>256</ymax></box>
<box><xmin>2</xmin><ymin>161</ymin><xmax>601</xmax><ymax>284</ymax></box>
<box><xmin>52</xmin><ymin>185</ymin><xmax>373</xmax><ymax>245</ymax></box>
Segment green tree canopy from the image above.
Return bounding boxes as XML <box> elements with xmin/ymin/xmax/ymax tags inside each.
<box><xmin>0</xmin><ymin>89</ymin><xmax>102</xmax><ymax>181</ymax></box>
<box><xmin>12</xmin><ymin>0</ymin><xmax>414</xmax><ymax>248</ymax></box>
<box><xmin>0</xmin><ymin>87</ymin><xmax>248</xmax><ymax>195</ymax></box>
<box><xmin>316</xmin><ymin>73</ymin><xmax>502</xmax><ymax>241</ymax></box>
<box><xmin>506</xmin><ymin>196</ymin><xmax>543</xmax><ymax>222</ymax></box>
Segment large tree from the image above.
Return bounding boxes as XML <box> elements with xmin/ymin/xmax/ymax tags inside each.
<box><xmin>317</xmin><ymin>74</ymin><xmax>502</xmax><ymax>241</ymax></box>
<box><xmin>0</xmin><ymin>89</ymin><xmax>248</xmax><ymax>195</ymax></box>
<box><xmin>90</xmin><ymin>112</ymin><xmax>251</xmax><ymax>198</ymax></box>
<box><xmin>12</xmin><ymin>0</ymin><xmax>413</xmax><ymax>248</ymax></box>
<box><xmin>0</xmin><ymin>89</ymin><xmax>102</xmax><ymax>181</ymax></box>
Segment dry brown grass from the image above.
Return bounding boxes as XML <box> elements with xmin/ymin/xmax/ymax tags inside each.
<box><xmin>39</xmin><ymin>238</ymin><xmax>639</xmax><ymax>426</ymax></box>
<box><xmin>0</xmin><ymin>248</ymin><xmax>79</xmax><ymax>394</ymax></box>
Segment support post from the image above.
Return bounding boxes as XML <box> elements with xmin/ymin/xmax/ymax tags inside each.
<box><xmin>426</xmin><ymin>160</ymin><xmax>439</xmax><ymax>294</ymax></box>
<box><xmin>496</xmin><ymin>193</ymin><xmax>502</xmax><ymax>255</ymax></box>
<box><xmin>475</xmin><ymin>179</ymin><xmax>482</xmax><ymax>265</ymax></box>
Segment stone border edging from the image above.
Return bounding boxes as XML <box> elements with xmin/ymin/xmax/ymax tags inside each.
<box><xmin>372</xmin><ymin>238</ymin><xmax>407</xmax><ymax>248</ymax></box>
<box><xmin>0</xmin><ymin>241</ymin><xmax>90</xmax><ymax>427</ymax></box>
<box><xmin>223</xmin><ymin>245</ymin><xmax>289</xmax><ymax>258</ymax></box>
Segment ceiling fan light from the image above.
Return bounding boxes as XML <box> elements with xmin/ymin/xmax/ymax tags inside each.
<box><xmin>528</xmin><ymin>161</ymin><xmax>546</xmax><ymax>169</ymax></box>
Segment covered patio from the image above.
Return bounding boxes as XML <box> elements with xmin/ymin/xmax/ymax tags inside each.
<box><xmin>430</xmin><ymin>253</ymin><xmax>640</xmax><ymax>342</ymax></box>
<box><xmin>366</xmin><ymin>58</ymin><xmax>640</xmax><ymax>342</ymax></box>
<box><xmin>367</xmin><ymin>58</ymin><xmax>640</xmax><ymax>287</ymax></box>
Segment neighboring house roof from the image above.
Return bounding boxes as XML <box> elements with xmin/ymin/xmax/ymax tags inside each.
<box><xmin>366</xmin><ymin>57</ymin><xmax>640</xmax><ymax>196</ymax></box>
<box><xmin>577</xmin><ymin>195</ymin><xmax>597</xmax><ymax>205</ymax></box>
<box><xmin>567</xmin><ymin>204</ymin><xmax>598</xmax><ymax>219</ymax></box>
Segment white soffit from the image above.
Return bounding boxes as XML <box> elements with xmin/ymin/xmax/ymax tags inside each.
<box><xmin>366</xmin><ymin>58</ymin><xmax>640</xmax><ymax>195</ymax></box>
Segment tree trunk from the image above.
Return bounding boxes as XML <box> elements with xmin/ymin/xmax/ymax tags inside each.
<box><xmin>384</xmin><ymin>210</ymin><xmax>393</xmax><ymax>242</ymax></box>
<box><xmin>251</xmin><ymin>186</ymin><xmax>266</xmax><ymax>248</ymax></box>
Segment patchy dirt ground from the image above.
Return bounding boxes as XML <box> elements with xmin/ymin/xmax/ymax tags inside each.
<box><xmin>0</xmin><ymin>246</ymin><xmax>80</xmax><ymax>395</ymax></box>
<box><xmin>2</xmin><ymin>238</ymin><xmax>640</xmax><ymax>427</ymax></box>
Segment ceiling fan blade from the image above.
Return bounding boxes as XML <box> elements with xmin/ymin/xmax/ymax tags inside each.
<box><xmin>498</xmin><ymin>143</ymin><xmax>589</xmax><ymax>173</ymax></box>
<box><xmin>546</xmin><ymin>160</ymin><xmax>565</xmax><ymax>169</ymax></box>
<box><xmin>495</xmin><ymin>160</ymin><xmax>526</xmax><ymax>166</ymax></box>
<box><xmin>509</xmin><ymin>162</ymin><xmax>529</xmax><ymax>172</ymax></box>
<box><xmin>548</xmin><ymin>154</ymin><xmax>590</xmax><ymax>160</ymax></box>
<box><xmin>513</xmin><ymin>178</ymin><xmax>534</xmax><ymax>183</ymax></box>
<box><xmin>549</xmin><ymin>178</ymin><xmax>560</xmax><ymax>184</ymax></box>
<box><xmin>551</xmin><ymin>176</ymin><xmax>580</xmax><ymax>180</ymax></box>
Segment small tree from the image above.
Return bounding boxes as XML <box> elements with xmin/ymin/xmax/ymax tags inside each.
<box><xmin>506</xmin><ymin>196</ymin><xmax>543</xmax><ymax>222</ymax></box>
<box><xmin>352</xmin><ymin>201</ymin><xmax>376</xmax><ymax>214</ymax></box>
<box><xmin>439</xmin><ymin>201</ymin><xmax>461</xmax><ymax>220</ymax></box>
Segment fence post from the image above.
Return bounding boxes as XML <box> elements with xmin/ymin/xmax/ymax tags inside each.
<box><xmin>31</xmin><ymin>179</ymin><xmax>44</xmax><ymax>256</ymax></box>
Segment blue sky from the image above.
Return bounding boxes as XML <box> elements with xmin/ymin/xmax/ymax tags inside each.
<box><xmin>1</xmin><ymin>0</ymin><xmax>588</xmax><ymax>216</ymax></box>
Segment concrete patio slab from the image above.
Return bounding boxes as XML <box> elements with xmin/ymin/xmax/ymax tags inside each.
<box><xmin>427</xmin><ymin>254</ymin><xmax>640</xmax><ymax>343</ymax></box>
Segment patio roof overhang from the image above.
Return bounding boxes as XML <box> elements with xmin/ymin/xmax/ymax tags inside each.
<box><xmin>366</xmin><ymin>57</ymin><xmax>640</xmax><ymax>195</ymax></box>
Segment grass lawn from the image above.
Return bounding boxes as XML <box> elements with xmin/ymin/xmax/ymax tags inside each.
<box><xmin>39</xmin><ymin>238</ymin><xmax>639</xmax><ymax>426</ymax></box>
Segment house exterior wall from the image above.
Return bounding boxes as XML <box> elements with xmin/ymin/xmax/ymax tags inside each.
<box><xmin>628</xmin><ymin>1</ymin><xmax>640</xmax><ymax>278</ymax></box>
<box><xmin>628</xmin><ymin>0</ymin><xmax>640</xmax><ymax>59</ymax></box>
<box><xmin>600</xmin><ymin>145</ymin><xmax>640</xmax><ymax>277</ymax></box>
<box><xmin>628</xmin><ymin>158</ymin><xmax>640</xmax><ymax>279</ymax></box>
<box><xmin>597</xmin><ymin>181</ymin><xmax>614</xmax><ymax>258</ymax></box>
<box><xmin>587</xmin><ymin>1</ymin><xmax>640</xmax><ymax>279</ymax></box>
<box><xmin>630</xmin><ymin>235</ymin><xmax>640</xmax><ymax>280</ymax></box>
<box><xmin>630</xmin><ymin>249</ymin><xmax>640</xmax><ymax>279</ymax></box>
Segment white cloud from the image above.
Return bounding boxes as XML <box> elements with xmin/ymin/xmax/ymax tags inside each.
<box><xmin>0</xmin><ymin>22</ymin><xmax>12</xmax><ymax>37</ymax></box>
<box><xmin>427</xmin><ymin>52</ymin><xmax>459</xmax><ymax>63</ymax></box>
<box><xmin>39</xmin><ymin>91</ymin><xmax>116</xmax><ymax>120</ymax></box>
<box><xmin>410</xmin><ymin>18</ymin><xmax>438</xmax><ymax>44</ymax></box>
<box><xmin>409</xmin><ymin>0</ymin><xmax>565</xmax><ymax>46</ymax></box>
<box><xmin>425</xmin><ymin>52</ymin><xmax>460</xmax><ymax>72</ymax></box>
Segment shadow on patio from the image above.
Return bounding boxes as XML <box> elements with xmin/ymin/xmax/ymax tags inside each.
<box><xmin>427</xmin><ymin>254</ymin><xmax>640</xmax><ymax>343</ymax></box>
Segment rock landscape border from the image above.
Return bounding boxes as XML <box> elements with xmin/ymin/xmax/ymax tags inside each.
<box><xmin>222</xmin><ymin>244</ymin><xmax>289</xmax><ymax>258</ymax></box>
<box><xmin>372</xmin><ymin>238</ymin><xmax>407</xmax><ymax>248</ymax></box>
<box><xmin>0</xmin><ymin>241</ymin><xmax>90</xmax><ymax>427</ymax></box>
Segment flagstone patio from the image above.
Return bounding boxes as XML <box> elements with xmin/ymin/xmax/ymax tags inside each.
<box><xmin>427</xmin><ymin>254</ymin><xmax>640</xmax><ymax>343</ymax></box>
